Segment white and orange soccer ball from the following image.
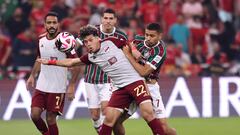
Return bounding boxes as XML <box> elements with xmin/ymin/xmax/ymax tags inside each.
<box><xmin>55</xmin><ymin>32</ymin><xmax>76</xmax><ymax>53</ymax></box>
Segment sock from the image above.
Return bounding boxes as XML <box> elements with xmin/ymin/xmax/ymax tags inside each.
<box><xmin>99</xmin><ymin>124</ymin><xmax>112</xmax><ymax>135</ymax></box>
<box><xmin>48</xmin><ymin>123</ymin><xmax>59</xmax><ymax>135</ymax></box>
<box><xmin>32</xmin><ymin>118</ymin><xmax>48</xmax><ymax>134</ymax></box>
<box><xmin>93</xmin><ymin>115</ymin><xmax>104</xmax><ymax>133</ymax></box>
<box><xmin>148</xmin><ymin>118</ymin><xmax>165</xmax><ymax>135</ymax></box>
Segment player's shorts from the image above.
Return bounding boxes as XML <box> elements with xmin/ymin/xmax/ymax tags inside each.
<box><xmin>108</xmin><ymin>80</ymin><xmax>151</xmax><ymax>110</ymax></box>
<box><xmin>31</xmin><ymin>89</ymin><xmax>65</xmax><ymax>115</ymax></box>
<box><xmin>127</xmin><ymin>82</ymin><xmax>166</xmax><ymax>118</ymax></box>
<box><xmin>85</xmin><ymin>83</ymin><xmax>112</xmax><ymax>108</ymax></box>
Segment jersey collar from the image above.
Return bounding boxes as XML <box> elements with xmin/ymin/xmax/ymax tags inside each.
<box><xmin>100</xmin><ymin>24</ymin><xmax>116</xmax><ymax>35</ymax></box>
<box><xmin>144</xmin><ymin>40</ymin><xmax>160</xmax><ymax>48</ymax></box>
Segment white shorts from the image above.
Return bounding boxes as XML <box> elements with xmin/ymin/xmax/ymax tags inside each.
<box><xmin>85</xmin><ymin>83</ymin><xmax>112</xmax><ymax>108</ymax></box>
<box><xmin>127</xmin><ymin>83</ymin><xmax>166</xmax><ymax>118</ymax></box>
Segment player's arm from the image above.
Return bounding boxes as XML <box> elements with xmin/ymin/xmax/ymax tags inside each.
<box><xmin>26</xmin><ymin>56</ymin><xmax>41</xmax><ymax>90</ymax></box>
<box><xmin>66</xmin><ymin>66</ymin><xmax>80</xmax><ymax>101</ymax></box>
<box><xmin>37</xmin><ymin>58</ymin><xmax>84</xmax><ymax>67</ymax></box>
<box><xmin>123</xmin><ymin>45</ymin><xmax>154</xmax><ymax>77</ymax></box>
<box><xmin>129</xmin><ymin>42</ymin><xmax>142</xmax><ymax>61</ymax></box>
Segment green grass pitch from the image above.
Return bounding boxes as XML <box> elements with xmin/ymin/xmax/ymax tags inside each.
<box><xmin>1</xmin><ymin>117</ymin><xmax>240</xmax><ymax>135</ymax></box>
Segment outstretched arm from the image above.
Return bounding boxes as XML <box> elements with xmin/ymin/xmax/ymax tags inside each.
<box><xmin>37</xmin><ymin>58</ymin><xmax>84</xmax><ymax>67</ymax></box>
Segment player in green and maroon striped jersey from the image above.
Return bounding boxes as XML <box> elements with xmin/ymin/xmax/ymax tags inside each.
<box><xmin>114</xmin><ymin>23</ymin><xmax>177</xmax><ymax>135</ymax></box>
<box><xmin>83</xmin><ymin>8</ymin><xmax>128</xmax><ymax>133</ymax></box>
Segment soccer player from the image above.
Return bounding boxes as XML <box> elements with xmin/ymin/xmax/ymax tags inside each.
<box><xmin>37</xmin><ymin>25</ymin><xmax>165</xmax><ymax>135</ymax></box>
<box><xmin>26</xmin><ymin>12</ymin><xmax>79</xmax><ymax>135</ymax></box>
<box><xmin>83</xmin><ymin>8</ymin><xmax>128</xmax><ymax>133</ymax></box>
<box><xmin>118</xmin><ymin>23</ymin><xmax>177</xmax><ymax>135</ymax></box>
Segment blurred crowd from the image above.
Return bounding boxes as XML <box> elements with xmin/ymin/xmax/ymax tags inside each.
<box><xmin>1</xmin><ymin>0</ymin><xmax>240</xmax><ymax>80</ymax></box>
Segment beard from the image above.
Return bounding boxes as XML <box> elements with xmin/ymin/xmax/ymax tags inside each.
<box><xmin>47</xmin><ymin>27</ymin><xmax>57</xmax><ymax>36</ymax></box>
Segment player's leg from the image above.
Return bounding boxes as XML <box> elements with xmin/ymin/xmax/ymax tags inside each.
<box><xmin>98</xmin><ymin>83</ymin><xmax>112</xmax><ymax>116</ymax></box>
<box><xmin>159</xmin><ymin>118</ymin><xmax>177</xmax><ymax>135</ymax></box>
<box><xmin>113</xmin><ymin>111</ymin><xmax>129</xmax><ymax>135</ymax></box>
<box><xmin>138</xmin><ymin>101</ymin><xmax>165</xmax><ymax>135</ymax></box>
<box><xmin>31</xmin><ymin>90</ymin><xmax>49</xmax><ymax>135</ymax></box>
<box><xmin>149</xmin><ymin>83</ymin><xmax>177</xmax><ymax>135</ymax></box>
<box><xmin>99</xmin><ymin>86</ymin><xmax>132</xmax><ymax>135</ymax></box>
<box><xmin>113</xmin><ymin>102</ymin><xmax>137</xmax><ymax>135</ymax></box>
<box><xmin>99</xmin><ymin>107</ymin><xmax>122</xmax><ymax>135</ymax></box>
<box><xmin>85</xmin><ymin>83</ymin><xmax>103</xmax><ymax>132</ymax></box>
<box><xmin>46</xmin><ymin>93</ymin><xmax>65</xmax><ymax>135</ymax></box>
<box><xmin>46</xmin><ymin>111</ymin><xmax>58</xmax><ymax>135</ymax></box>
<box><xmin>130</xmin><ymin>80</ymin><xmax>165</xmax><ymax>135</ymax></box>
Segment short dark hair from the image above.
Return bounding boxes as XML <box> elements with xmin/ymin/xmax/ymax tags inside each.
<box><xmin>102</xmin><ymin>8</ymin><xmax>116</xmax><ymax>17</ymax></box>
<box><xmin>44</xmin><ymin>12</ymin><xmax>59</xmax><ymax>21</ymax></box>
<box><xmin>146</xmin><ymin>23</ymin><xmax>162</xmax><ymax>33</ymax></box>
<box><xmin>79</xmin><ymin>25</ymin><xmax>99</xmax><ymax>40</ymax></box>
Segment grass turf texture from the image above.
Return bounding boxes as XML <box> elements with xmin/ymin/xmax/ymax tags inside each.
<box><xmin>0</xmin><ymin>117</ymin><xmax>240</xmax><ymax>135</ymax></box>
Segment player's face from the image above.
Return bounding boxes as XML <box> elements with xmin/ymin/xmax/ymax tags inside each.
<box><xmin>101</xmin><ymin>13</ymin><xmax>116</xmax><ymax>32</ymax></box>
<box><xmin>83</xmin><ymin>35</ymin><xmax>100</xmax><ymax>53</ymax></box>
<box><xmin>145</xmin><ymin>29</ymin><xmax>162</xmax><ymax>47</ymax></box>
<box><xmin>44</xmin><ymin>16</ymin><xmax>59</xmax><ymax>36</ymax></box>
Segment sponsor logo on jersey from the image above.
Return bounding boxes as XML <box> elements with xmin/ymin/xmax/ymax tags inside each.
<box><xmin>153</xmin><ymin>55</ymin><xmax>162</xmax><ymax>63</ymax></box>
<box><xmin>108</xmin><ymin>56</ymin><xmax>117</xmax><ymax>65</ymax></box>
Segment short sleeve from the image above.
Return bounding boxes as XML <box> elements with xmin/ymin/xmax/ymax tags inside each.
<box><xmin>108</xmin><ymin>37</ymin><xmax>127</xmax><ymax>48</ymax></box>
<box><xmin>80</xmin><ymin>54</ymin><xmax>91</xmax><ymax>64</ymax></box>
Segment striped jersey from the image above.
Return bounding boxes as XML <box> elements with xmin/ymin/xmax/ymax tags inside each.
<box><xmin>133</xmin><ymin>35</ymin><xmax>166</xmax><ymax>80</ymax></box>
<box><xmin>36</xmin><ymin>33</ymin><xmax>76</xmax><ymax>93</ymax></box>
<box><xmin>84</xmin><ymin>24</ymin><xmax>128</xmax><ymax>84</ymax></box>
<box><xmin>81</xmin><ymin>37</ymin><xmax>143</xmax><ymax>88</ymax></box>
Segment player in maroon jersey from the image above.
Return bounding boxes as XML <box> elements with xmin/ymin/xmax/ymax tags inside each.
<box><xmin>26</xmin><ymin>12</ymin><xmax>79</xmax><ymax>135</ymax></box>
<box><xmin>37</xmin><ymin>25</ymin><xmax>166</xmax><ymax>135</ymax></box>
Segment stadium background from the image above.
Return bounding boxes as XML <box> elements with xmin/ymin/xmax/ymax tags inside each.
<box><xmin>0</xmin><ymin>0</ymin><xmax>240</xmax><ymax>134</ymax></box>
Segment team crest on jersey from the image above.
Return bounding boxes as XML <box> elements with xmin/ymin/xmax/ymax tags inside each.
<box><xmin>108</xmin><ymin>56</ymin><xmax>117</xmax><ymax>65</ymax></box>
<box><xmin>143</xmin><ymin>50</ymin><xmax>150</xmax><ymax>59</ymax></box>
<box><xmin>153</xmin><ymin>55</ymin><xmax>162</xmax><ymax>63</ymax></box>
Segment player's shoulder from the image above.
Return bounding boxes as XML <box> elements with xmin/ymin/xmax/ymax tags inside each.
<box><xmin>159</xmin><ymin>40</ymin><xmax>166</xmax><ymax>48</ymax></box>
<box><xmin>132</xmin><ymin>35</ymin><xmax>144</xmax><ymax>45</ymax></box>
<box><xmin>95</xmin><ymin>25</ymin><xmax>101</xmax><ymax>31</ymax></box>
<box><xmin>38</xmin><ymin>32</ymin><xmax>47</xmax><ymax>40</ymax></box>
<box><xmin>134</xmin><ymin>35</ymin><xmax>145</xmax><ymax>41</ymax></box>
<box><xmin>101</xmin><ymin>37</ymin><xmax>126</xmax><ymax>46</ymax></box>
<box><xmin>115</xmin><ymin>28</ymin><xmax>128</xmax><ymax>40</ymax></box>
<box><xmin>102</xmin><ymin>36</ymin><xmax>119</xmax><ymax>43</ymax></box>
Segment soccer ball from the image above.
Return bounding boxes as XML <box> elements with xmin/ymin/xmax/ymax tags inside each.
<box><xmin>55</xmin><ymin>32</ymin><xmax>76</xmax><ymax>53</ymax></box>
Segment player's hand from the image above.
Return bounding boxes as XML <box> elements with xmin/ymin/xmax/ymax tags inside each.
<box><xmin>66</xmin><ymin>84</ymin><xmax>75</xmax><ymax>101</ymax></box>
<box><xmin>132</xmin><ymin>49</ymin><xmax>142</xmax><ymax>61</ymax></box>
<box><xmin>36</xmin><ymin>58</ymin><xmax>48</xmax><ymax>65</ymax></box>
<box><xmin>122</xmin><ymin>45</ymin><xmax>131</xmax><ymax>56</ymax></box>
<box><xmin>129</xmin><ymin>42</ymin><xmax>142</xmax><ymax>61</ymax></box>
<box><xmin>26</xmin><ymin>75</ymin><xmax>35</xmax><ymax>91</ymax></box>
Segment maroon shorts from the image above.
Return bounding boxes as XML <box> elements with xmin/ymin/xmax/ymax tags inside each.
<box><xmin>31</xmin><ymin>89</ymin><xmax>65</xmax><ymax>115</ymax></box>
<box><xmin>108</xmin><ymin>80</ymin><xmax>151</xmax><ymax>109</ymax></box>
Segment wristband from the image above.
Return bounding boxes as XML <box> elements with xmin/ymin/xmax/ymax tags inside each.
<box><xmin>131</xmin><ymin>45</ymin><xmax>137</xmax><ymax>51</ymax></box>
<box><xmin>48</xmin><ymin>59</ymin><xmax>57</xmax><ymax>65</ymax></box>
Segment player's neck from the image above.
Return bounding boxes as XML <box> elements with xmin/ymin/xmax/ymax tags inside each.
<box><xmin>103</xmin><ymin>28</ymin><xmax>114</xmax><ymax>33</ymax></box>
<box><xmin>47</xmin><ymin>33</ymin><xmax>58</xmax><ymax>40</ymax></box>
<box><xmin>100</xmin><ymin>24</ymin><xmax>115</xmax><ymax>35</ymax></box>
